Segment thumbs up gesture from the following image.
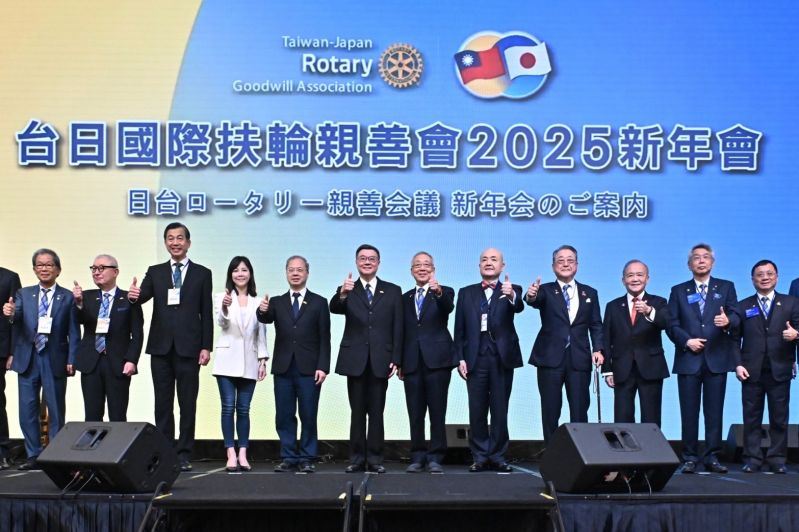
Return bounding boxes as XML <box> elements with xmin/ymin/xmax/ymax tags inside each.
<box><xmin>713</xmin><ymin>306</ymin><xmax>729</xmax><ymax>328</ymax></box>
<box><xmin>2</xmin><ymin>297</ymin><xmax>14</xmax><ymax>318</ymax></box>
<box><xmin>222</xmin><ymin>288</ymin><xmax>232</xmax><ymax>309</ymax></box>
<box><xmin>429</xmin><ymin>275</ymin><xmax>442</xmax><ymax>296</ymax></box>
<box><xmin>783</xmin><ymin>321</ymin><xmax>799</xmax><ymax>342</ymax></box>
<box><xmin>72</xmin><ymin>280</ymin><xmax>83</xmax><ymax>306</ymax></box>
<box><xmin>501</xmin><ymin>274</ymin><xmax>513</xmax><ymax>298</ymax></box>
<box><xmin>258</xmin><ymin>293</ymin><xmax>270</xmax><ymax>313</ymax></box>
<box><xmin>340</xmin><ymin>272</ymin><xmax>355</xmax><ymax>297</ymax></box>
<box><xmin>128</xmin><ymin>277</ymin><xmax>140</xmax><ymax>302</ymax></box>
<box><xmin>526</xmin><ymin>276</ymin><xmax>541</xmax><ymax>300</ymax></box>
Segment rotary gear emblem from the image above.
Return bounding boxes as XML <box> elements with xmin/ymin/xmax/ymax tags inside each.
<box><xmin>379</xmin><ymin>43</ymin><xmax>423</xmax><ymax>88</ymax></box>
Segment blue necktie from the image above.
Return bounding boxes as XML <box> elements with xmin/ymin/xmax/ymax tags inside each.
<box><xmin>562</xmin><ymin>285</ymin><xmax>571</xmax><ymax>348</ymax></box>
<box><xmin>292</xmin><ymin>292</ymin><xmax>301</xmax><ymax>318</ymax></box>
<box><xmin>35</xmin><ymin>288</ymin><xmax>51</xmax><ymax>353</ymax></box>
<box><xmin>760</xmin><ymin>296</ymin><xmax>770</xmax><ymax>318</ymax></box>
<box><xmin>415</xmin><ymin>287</ymin><xmax>425</xmax><ymax>317</ymax></box>
<box><xmin>365</xmin><ymin>283</ymin><xmax>373</xmax><ymax>304</ymax></box>
<box><xmin>173</xmin><ymin>262</ymin><xmax>183</xmax><ymax>289</ymax></box>
<box><xmin>698</xmin><ymin>284</ymin><xmax>707</xmax><ymax>315</ymax></box>
<box><xmin>95</xmin><ymin>293</ymin><xmax>111</xmax><ymax>353</ymax></box>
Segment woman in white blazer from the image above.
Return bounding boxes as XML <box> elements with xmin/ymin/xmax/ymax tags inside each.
<box><xmin>212</xmin><ymin>256</ymin><xmax>268</xmax><ymax>472</ymax></box>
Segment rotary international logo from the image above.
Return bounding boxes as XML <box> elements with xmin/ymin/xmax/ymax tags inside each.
<box><xmin>379</xmin><ymin>43</ymin><xmax>423</xmax><ymax>89</ymax></box>
<box><xmin>454</xmin><ymin>31</ymin><xmax>552</xmax><ymax>99</ymax></box>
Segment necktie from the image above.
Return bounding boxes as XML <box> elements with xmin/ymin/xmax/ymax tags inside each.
<box><xmin>415</xmin><ymin>287</ymin><xmax>425</xmax><ymax>317</ymax></box>
<box><xmin>365</xmin><ymin>283</ymin><xmax>373</xmax><ymax>304</ymax></box>
<box><xmin>95</xmin><ymin>292</ymin><xmax>111</xmax><ymax>353</ymax></box>
<box><xmin>760</xmin><ymin>296</ymin><xmax>770</xmax><ymax>318</ymax></box>
<box><xmin>35</xmin><ymin>288</ymin><xmax>51</xmax><ymax>353</ymax></box>
<box><xmin>563</xmin><ymin>285</ymin><xmax>571</xmax><ymax>312</ymax></box>
<box><xmin>630</xmin><ymin>297</ymin><xmax>639</xmax><ymax>325</ymax></box>
<box><xmin>292</xmin><ymin>292</ymin><xmax>301</xmax><ymax>318</ymax></box>
<box><xmin>173</xmin><ymin>262</ymin><xmax>183</xmax><ymax>289</ymax></box>
<box><xmin>698</xmin><ymin>284</ymin><xmax>707</xmax><ymax>315</ymax></box>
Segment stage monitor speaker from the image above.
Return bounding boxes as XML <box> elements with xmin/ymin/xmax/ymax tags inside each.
<box><xmin>38</xmin><ymin>422</ymin><xmax>180</xmax><ymax>493</ymax></box>
<box><xmin>724</xmin><ymin>424</ymin><xmax>799</xmax><ymax>461</ymax></box>
<box><xmin>540</xmin><ymin>423</ymin><xmax>679</xmax><ymax>494</ymax></box>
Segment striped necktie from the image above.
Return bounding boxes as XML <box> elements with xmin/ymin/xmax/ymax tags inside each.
<box><xmin>95</xmin><ymin>292</ymin><xmax>111</xmax><ymax>353</ymax></box>
<box><xmin>34</xmin><ymin>288</ymin><xmax>51</xmax><ymax>353</ymax></box>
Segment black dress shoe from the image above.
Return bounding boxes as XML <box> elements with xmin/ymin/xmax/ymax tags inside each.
<box><xmin>18</xmin><ymin>459</ymin><xmax>41</xmax><ymax>471</ymax></box>
<box><xmin>772</xmin><ymin>464</ymin><xmax>788</xmax><ymax>474</ymax></box>
<box><xmin>0</xmin><ymin>458</ymin><xmax>10</xmax><ymax>471</ymax></box>
<box><xmin>741</xmin><ymin>463</ymin><xmax>757</xmax><ymax>473</ymax></box>
<box><xmin>405</xmin><ymin>462</ymin><xmax>424</xmax><ymax>473</ymax></box>
<box><xmin>494</xmin><ymin>462</ymin><xmax>513</xmax><ymax>473</ymax></box>
<box><xmin>369</xmin><ymin>464</ymin><xmax>386</xmax><ymax>474</ymax></box>
<box><xmin>345</xmin><ymin>463</ymin><xmax>365</xmax><ymax>473</ymax></box>
<box><xmin>225</xmin><ymin>463</ymin><xmax>239</xmax><ymax>473</ymax></box>
<box><xmin>705</xmin><ymin>461</ymin><xmax>728</xmax><ymax>474</ymax></box>
<box><xmin>681</xmin><ymin>461</ymin><xmax>696</xmax><ymax>474</ymax></box>
<box><xmin>274</xmin><ymin>461</ymin><xmax>296</xmax><ymax>472</ymax></box>
<box><xmin>469</xmin><ymin>462</ymin><xmax>488</xmax><ymax>472</ymax></box>
<box><xmin>179</xmin><ymin>460</ymin><xmax>192</xmax><ymax>472</ymax></box>
<box><xmin>299</xmin><ymin>462</ymin><xmax>315</xmax><ymax>473</ymax></box>
<box><xmin>427</xmin><ymin>462</ymin><xmax>443</xmax><ymax>474</ymax></box>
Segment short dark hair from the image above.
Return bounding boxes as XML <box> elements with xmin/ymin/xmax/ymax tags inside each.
<box><xmin>552</xmin><ymin>245</ymin><xmax>578</xmax><ymax>263</ymax></box>
<box><xmin>751</xmin><ymin>259</ymin><xmax>777</xmax><ymax>277</ymax></box>
<box><xmin>356</xmin><ymin>244</ymin><xmax>380</xmax><ymax>260</ymax></box>
<box><xmin>285</xmin><ymin>255</ymin><xmax>309</xmax><ymax>271</ymax></box>
<box><xmin>225</xmin><ymin>256</ymin><xmax>257</xmax><ymax>297</ymax></box>
<box><xmin>163</xmin><ymin>222</ymin><xmax>190</xmax><ymax>240</ymax></box>
<box><xmin>32</xmin><ymin>248</ymin><xmax>61</xmax><ymax>270</ymax></box>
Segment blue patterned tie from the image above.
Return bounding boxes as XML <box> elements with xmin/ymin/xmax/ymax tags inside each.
<box><xmin>365</xmin><ymin>283</ymin><xmax>373</xmax><ymax>304</ymax></box>
<box><xmin>698</xmin><ymin>284</ymin><xmax>707</xmax><ymax>315</ymax></box>
<box><xmin>95</xmin><ymin>292</ymin><xmax>111</xmax><ymax>353</ymax></box>
<box><xmin>416</xmin><ymin>287</ymin><xmax>425</xmax><ymax>317</ymax></box>
<box><xmin>292</xmin><ymin>292</ymin><xmax>301</xmax><ymax>319</ymax></box>
<box><xmin>760</xmin><ymin>296</ymin><xmax>770</xmax><ymax>318</ymax></box>
<box><xmin>172</xmin><ymin>262</ymin><xmax>183</xmax><ymax>289</ymax></box>
<box><xmin>34</xmin><ymin>288</ymin><xmax>51</xmax><ymax>353</ymax></box>
<box><xmin>562</xmin><ymin>284</ymin><xmax>571</xmax><ymax>312</ymax></box>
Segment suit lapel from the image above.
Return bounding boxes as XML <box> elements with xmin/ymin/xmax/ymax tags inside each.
<box><xmin>296</xmin><ymin>292</ymin><xmax>310</xmax><ymax>322</ymax></box>
<box><xmin>370</xmin><ymin>279</ymin><xmax>385</xmax><ymax>308</ymax></box>
<box><xmin>552</xmin><ymin>283</ymin><xmax>569</xmax><ymax>320</ymax></box>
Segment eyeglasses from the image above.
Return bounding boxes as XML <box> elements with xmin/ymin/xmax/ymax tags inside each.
<box><xmin>89</xmin><ymin>265</ymin><xmax>118</xmax><ymax>273</ymax></box>
<box><xmin>412</xmin><ymin>263</ymin><xmax>433</xmax><ymax>270</ymax></box>
<box><xmin>287</xmin><ymin>268</ymin><xmax>307</xmax><ymax>274</ymax></box>
<box><xmin>555</xmin><ymin>259</ymin><xmax>576</xmax><ymax>266</ymax></box>
<box><xmin>34</xmin><ymin>263</ymin><xmax>56</xmax><ymax>270</ymax></box>
<box><xmin>357</xmin><ymin>256</ymin><xmax>379</xmax><ymax>264</ymax></box>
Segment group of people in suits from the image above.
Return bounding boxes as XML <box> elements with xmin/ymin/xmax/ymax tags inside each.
<box><xmin>1</xmin><ymin>235</ymin><xmax>797</xmax><ymax>476</ymax></box>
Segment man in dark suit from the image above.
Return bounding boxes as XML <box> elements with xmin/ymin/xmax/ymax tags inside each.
<box><xmin>331</xmin><ymin>244</ymin><xmax>403</xmax><ymax>473</ymax></box>
<box><xmin>258</xmin><ymin>255</ymin><xmax>331</xmax><ymax>473</ymax></box>
<box><xmin>601</xmin><ymin>260</ymin><xmax>670</xmax><ymax>426</ymax></box>
<box><xmin>3</xmin><ymin>249</ymin><xmax>80</xmax><ymax>470</ymax></box>
<box><xmin>0</xmin><ymin>267</ymin><xmax>21</xmax><ymax>470</ymax></box>
<box><xmin>667</xmin><ymin>243</ymin><xmax>739</xmax><ymax>474</ymax></box>
<box><xmin>789</xmin><ymin>277</ymin><xmax>799</xmax><ymax>299</ymax></box>
<box><xmin>526</xmin><ymin>245</ymin><xmax>604</xmax><ymax>445</ymax></box>
<box><xmin>73</xmin><ymin>255</ymin><xmax>143</xmax><ymax>422</ymax></box>
<box><xmin>733</xmin><ymin>260</ymin><xmax>799</xmax><ymax>474</ymax></box>
<box><xmin>128</xmin><ymin>223</ymin><xmax>213</xmax><ymax>471</ymax></box>
<box><xmin>401</xmin><ymin>252</ymin><xmax>455</xmax><ymax>473</ymax></box>
<box><xmin>454</xmin><ymin>248</ymin><xmax>523</xmax><ymax>472</ymax></box>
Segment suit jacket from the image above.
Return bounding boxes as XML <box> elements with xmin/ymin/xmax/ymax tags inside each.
<box><xmin>135</xmin><ymin>260</ymin><xmax>213</xmax><ymax>358</ymax></box>
<box><xmin>454</xmin><ymin>283</ymin><xmax>524</xmax><ymax>370</ymax></box>
<box><xmin>401</xmin><ymin>285</ymin><xmax>455</xmax><ymax>373</ymax></box>
<box><xmin>212</xmin><ymin>293</ymin><xmax>269</xmax><ymax>379</ymax></box>
<box><xmin>601</xmin><ymin>293</ymin><xmax>670</xmax><ymax>382</ymax></box>
<box><xmin>10</xmin><ymin>284</ymin><xmax>80</xmax><ymax>377</ymax></box>
<box><xmin>0</xmin><ymin>267</ymin><xmax>21</xmax><ymax>358</ymax></box>
<box><xmin>330</xmin><ymin>278</ymin><xmax>403</xmax><ymax>378</ymax></box>
<box><xmin>257</xmin><ymin>289</ymin><xmax>331</xmax><ymax>376</ymax></box>
<box><xmin>74</xmin><ymin>288</ymin><xmax>144</xmax><ymax>376</ymax></box>
<box><xmin>667</xmin><ymin>277</ymin><xmax>739</xmax><ymax>375</ymax></box>
<box><xmin>528</xmin><ymin>281</ymin><xmax>604</xmax><ymax>371</ymax></box>
<box><xmin>732</xmin><ymin>293</ymin><xmax>799</xmax><ymax>382</ymax></box>
<box><xmin>789</xmin><ymin>278</ymin><xmax>799</xmax><ymax>299</ymax></box>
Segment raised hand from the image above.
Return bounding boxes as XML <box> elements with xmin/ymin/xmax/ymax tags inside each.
<box><xmin>2</xmin><ymin>297</ymin><xmax>14</xmax><ymax>318</ymax></box>
<box><xmin>258</xmin><ymin>293</ymin><xmax>269</xmax><ymax>313</ymax></box>
<box><xmin>429</xmin><ymin>275</ymin><xmax>442</xmax><ymax>296</ymax></box>
<box><xmin>713</xmin><ymin>306</ymin><xmax>729</xmax><ymax>328</ymax></box>
<box><xmin>72</xmin><ymin>280</ymin><xmax>83</xmax><ymax>306</ymax></box>
<box><xmin>526</xmin><ymin>276</ymin><xmax>541</xmax><ymax>300</ymax></box>
<box><xmin>340</xmin><ymin>272</ymin><xmax>355</xmax><ymax>297</ymax></box>
<box><xmin>128</xmin><ymin>277</ymin><xmax>140</xmax><ymax>301</ymax></box>
<box><xmin>222</xmin><ymin>288</ymin><xmax>232</xmax><ymax>309</ymax></box>
<box><xmin>783</xmin><ymin>321</ymin><xmax>799</xmax><ymax>342</ymax></box>
<box><xmin>501</xmin><ymin>274</ymin><xmax>513</xmax><ymax>297</ymax></box>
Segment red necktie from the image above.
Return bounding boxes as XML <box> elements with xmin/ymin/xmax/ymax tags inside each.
<box><xmin>630</xmin><ymin>297</ymin><xmax>639</xmax><ymax>325</ymax></box>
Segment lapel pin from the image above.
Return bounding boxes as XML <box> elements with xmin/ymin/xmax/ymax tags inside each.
<box><xmin>776</xmin><ymin>301</ymin><xmax>782</xmax><ymax>306</ymax></box>
<box><xmin>379</xmin><ymin>290</ymin><xmax>384</xmax><ymax>294</ymax></box>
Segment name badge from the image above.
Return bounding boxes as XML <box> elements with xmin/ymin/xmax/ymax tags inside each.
<box><xmin>95</xmin><ymin>318</ymin><xmax>110</xmax><ymax>334</ymax></box>
<box><xmin>167</xmin><ymin>288</ymin><xmax>181</xmax><ymax>306</ymax></box>
<box><xmin>37</xmin><ymin>316</ymin><xmax>53</xmax><ymax>334</ymax></box>
<box><xmin>687</xmin><ymin>293</ymin><xmax>702</xmax><ymax>304</ymax></box>
<box><xmin>480</xmin><ymin>313</ymin><xmax>488</xmax><ymax>332</ymax></box>
<box><xmin>745</xmin><ymin>307</ymin><xmax>760</xmax><ymax>319</ymax></box>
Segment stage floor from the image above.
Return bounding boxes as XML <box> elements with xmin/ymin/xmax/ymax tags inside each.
<box><xmin>1</xmin><ymin>461</ymin><xmax>798</xmax><ymax>531</ymax></box>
